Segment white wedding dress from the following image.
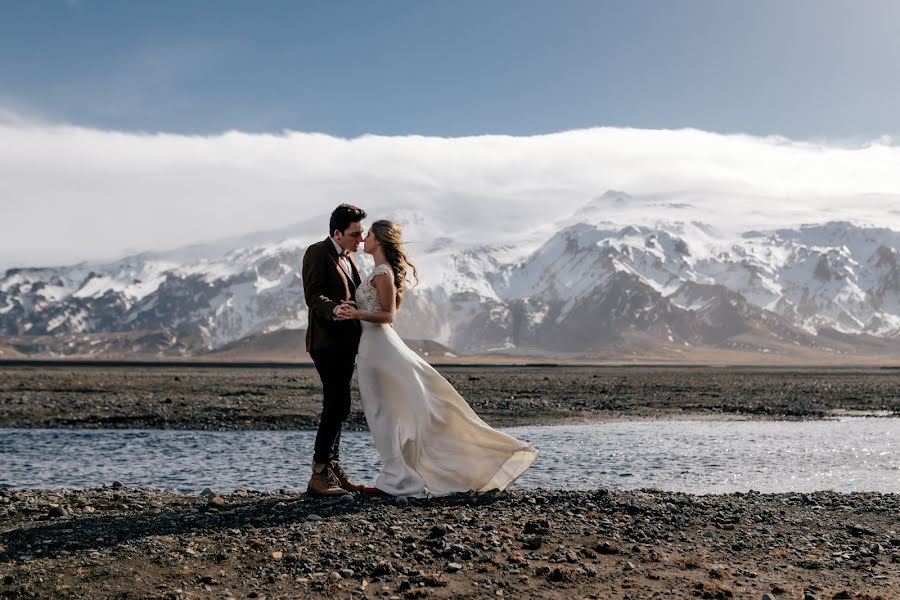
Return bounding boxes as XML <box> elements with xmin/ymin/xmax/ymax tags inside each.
<box><xmin>355</xmin><ymin>263</ymin><xmax>538</xmax><ymax>497</ymax></box>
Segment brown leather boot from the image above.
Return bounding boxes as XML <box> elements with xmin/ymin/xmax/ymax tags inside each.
<box><xmin>307</xmin><ymin>461</ymin><xmax>350</xmax><ymax>496</ymax></box>
<box><xmin>329</xmin><ymin>460</ymin><xmax>365</xmax><ymax>493</ymax></box>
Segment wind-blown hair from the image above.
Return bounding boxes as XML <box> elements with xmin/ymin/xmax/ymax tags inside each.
<box><xmin>370</xmin><ymin>220</ymin><xmax>419</xmax><ymax>308</ymax></box>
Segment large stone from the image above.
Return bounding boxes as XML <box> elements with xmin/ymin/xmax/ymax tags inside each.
<box><xmin>445</xmin><ymin>562</ymin><xmax>463</xmax><ymax>573</ymax></box>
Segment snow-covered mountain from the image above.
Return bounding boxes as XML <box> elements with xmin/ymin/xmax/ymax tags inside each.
<box><xmin>4</xmin><ymin>194</ymin><xmax>900</xmax><ymax>359</ymax></box>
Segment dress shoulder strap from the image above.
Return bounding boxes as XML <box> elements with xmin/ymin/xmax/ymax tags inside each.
<box><xmin>371</xmin><ymin>263</ymin><xmax>394</xmax><ymax>279</ymax></box>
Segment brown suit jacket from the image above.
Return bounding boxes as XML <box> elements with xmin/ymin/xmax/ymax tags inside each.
<box><xmin>302</xmin><ymin>238</ymin><xmax>363</xmax><ymax>353</ymax></box>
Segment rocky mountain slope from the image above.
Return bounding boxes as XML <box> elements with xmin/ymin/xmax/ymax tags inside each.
<box><xmin>4</xmin><ymin>194</ymin><xmax>900</xmax><ymax>360</ymax></box>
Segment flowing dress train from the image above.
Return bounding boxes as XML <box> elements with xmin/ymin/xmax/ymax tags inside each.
<box><xmin>355</xmin><ymin>263</ymin><xmax>538</xmax><ymax>497</ymax></box>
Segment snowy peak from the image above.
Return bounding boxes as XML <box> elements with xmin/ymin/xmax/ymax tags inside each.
<box><xmin>6</xmin><ymin>204</ymin><xmax>900</xmax><ymax>359</ymax></box>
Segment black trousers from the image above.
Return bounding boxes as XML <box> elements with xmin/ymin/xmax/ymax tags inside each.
<box><xmin>310</xmin><ymin>348</ymin><xmax>357</xmax><ymax>464</ymax></box>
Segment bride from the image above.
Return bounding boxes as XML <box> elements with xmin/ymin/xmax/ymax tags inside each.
<box><xmin>335</xmin><ymin>220</ymin><xmax>537</xmax><ymax>497</ymax></box>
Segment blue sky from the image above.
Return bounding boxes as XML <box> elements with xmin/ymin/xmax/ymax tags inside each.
<box><xmin>4</xmin><ymin>1</ymin><xmax>900</xmax><ymax>269</ymax></box>
<box><xmin>2</xmin><ymin>0</ymin><xmax>898</xmax><ymax>138</ymax></box>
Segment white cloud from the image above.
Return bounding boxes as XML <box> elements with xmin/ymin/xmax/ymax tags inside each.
<box><xmin>2</xmin><ymin>113</ymin><xmax>900</xmax><ymax>270</ymax></box>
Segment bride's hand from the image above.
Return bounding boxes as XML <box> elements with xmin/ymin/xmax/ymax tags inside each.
<box><xmin>335</xmin><ymin>304</ymin><xmax>358</xmax><ymax>320</ymax></box>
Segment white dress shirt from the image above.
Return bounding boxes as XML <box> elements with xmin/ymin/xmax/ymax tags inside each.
<box><xmin>330</xmin><ymin>237</ymin><xmax>352</xmax><ymax>277</ymax></box>
<box><xmin>330</xmin><ymin>237</ymin><xmax>352</xmax><ymax>320</ymax></box>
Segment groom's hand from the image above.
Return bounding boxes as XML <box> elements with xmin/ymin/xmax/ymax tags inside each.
<box><xmin>332</xmin><ymin>300</ymin><xmax>357</xmax><ymax>320</ymax></box>
<box><xmin>335</xmin><ymin>303</ymin><xmax>356</xmax><ymax>320</ymax></box>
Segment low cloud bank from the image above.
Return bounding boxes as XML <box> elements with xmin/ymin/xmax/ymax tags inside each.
<box><xmin>2</xmin><ymin>112</ymin><xmax>900</xmax><ymax>269</ymax></box>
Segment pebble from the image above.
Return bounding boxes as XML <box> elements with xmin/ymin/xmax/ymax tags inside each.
<box><xmin>323</xmin><ymin>494</ymin><xmax>354</xmax><ymax>506</ymax></box>
<box><xmin>429</xmin><ymin>524</ymin><xmax>448</xmax><ymax>538</ymax></box>
<box><xmin>594</xmin><ymin>541</ymin><xmax>620</xmax><ymax>554</ymax></box>
<box><xmin>847</xmin><ymin>523</ymin><xmax>876</xmax><ymax>537</ymax></box>
<box><xmin>445</xmin><ymin>562</ymin><xmax>463</xmax><ymax>573</ymax></box>
<box><xmin>522</xmin><ymin>535</ymin><xmax>542</xmax><ymax>550</ymax></box>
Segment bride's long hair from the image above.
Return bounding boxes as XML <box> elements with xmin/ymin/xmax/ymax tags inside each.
<box><xmin>371</xmin><ymin>220</ymin><xmax>419</xmax><ymax>308</ymax></box>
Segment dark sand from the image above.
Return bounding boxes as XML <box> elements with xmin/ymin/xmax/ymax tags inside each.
<box><xmin>2</xmin><ymin>365</ymin><xmax>899</xmax><ymax>430</ymax></box>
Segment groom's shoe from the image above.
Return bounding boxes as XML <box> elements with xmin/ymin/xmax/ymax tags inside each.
<box><xmin>307</xmin><ymin>462</ymin><xmax>350</xmax><ymax>496</ymax></box>
<box><xmin>328</xmin><ymin>460</ymin><xmax>365</xmax><ymax>493</ymax></box>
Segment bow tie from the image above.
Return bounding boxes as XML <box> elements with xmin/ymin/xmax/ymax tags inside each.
<box><xmin>340</xmin><ymin>251</ymin><xmax>351</xmax><ymax>258</ymax></box>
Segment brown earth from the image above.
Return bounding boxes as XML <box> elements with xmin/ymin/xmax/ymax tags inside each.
<box><xmin>1</xmin><ymin>365</ymin><xmax>899</xmax><ymax>431</ymax></box>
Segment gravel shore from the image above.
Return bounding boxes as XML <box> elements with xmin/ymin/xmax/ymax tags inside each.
<box><xmin>1</xmin><ymin>486</ymin><xmax>898</xmax><ymax>599</ymax></box>
<box><xmin>3</xmin><ymin>365</ymin><xmax>899</xmax><ymax>598</ymax></box>
<box><xmin>2</xmin><ymin>365</ymin><xmax>900</xmax><ymax>430</ymax></box>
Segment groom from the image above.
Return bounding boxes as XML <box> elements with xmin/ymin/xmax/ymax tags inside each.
<box><xmin>302</xmin><ymin>203</ymin><xmax>367</xmax><ymax>496</ymax></box>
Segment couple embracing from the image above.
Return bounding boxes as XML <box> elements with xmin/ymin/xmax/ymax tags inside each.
<box><xmin>302</xmin><ymin>204</ymin><xmax>538</xmax><ymax>498</ymax></box>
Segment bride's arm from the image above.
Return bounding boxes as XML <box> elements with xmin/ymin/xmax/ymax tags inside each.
<box><xmin>346</xmin><ymin>273</ymin><xmax>396</xmax><ymax>324</ymax></box>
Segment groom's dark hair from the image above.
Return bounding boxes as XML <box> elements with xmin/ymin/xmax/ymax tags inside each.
<box><xmin>329</xmin><ymin>204</ymin><xmax>367</xmax><ymax>236</ymax></box>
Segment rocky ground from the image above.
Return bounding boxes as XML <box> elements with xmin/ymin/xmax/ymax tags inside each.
<box><xmin>2</xmin><ymin>365</ymin><xmax>900</xmax><ymax>430</ymax></box>
<box><xmin>3</xmin><ymin>364</ymin><xmax>900</xmax><ymax>598</ymax></box>
<box><xmin>1</xmin><ymin>486</ymin><xmax>898</xmax><ymax>599</ymax></box>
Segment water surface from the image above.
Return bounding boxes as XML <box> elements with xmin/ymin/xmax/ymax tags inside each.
<box><xmin>1</xmin><ymin>418</ymin><xmax>897</xmax><ymax>494</ymax></box>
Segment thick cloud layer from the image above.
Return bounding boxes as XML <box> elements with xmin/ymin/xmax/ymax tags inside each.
<box><xmin>2</xmin><ymin>114</ymin><xmax>900</xmax><ymax>269</ymax></box>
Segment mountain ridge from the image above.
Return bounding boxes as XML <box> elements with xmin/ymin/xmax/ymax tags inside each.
<box><xmin>5</xmin><ymin>196</ymin><xmax>900</xmax><ymax>362</ymax></box>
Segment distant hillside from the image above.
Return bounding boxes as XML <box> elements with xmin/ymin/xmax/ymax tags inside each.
<box><xmin>0</xmin><ymin>340</ymin><xmax>24</xmax><ymax>359</ymax></box>
<box><xmin>203</xmin><ymin>328</ymin><xmax>458</xmax><ymax>362</ymax></box>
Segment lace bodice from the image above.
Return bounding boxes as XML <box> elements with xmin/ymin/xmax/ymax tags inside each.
<box><xmin>355</xmin><ymin>263</ymin><xmax>394</xmax><ymax>312</ymax></box>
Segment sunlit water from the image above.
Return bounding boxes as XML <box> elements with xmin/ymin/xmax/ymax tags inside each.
<box><xmin>1</xmin><ymin>418</ymin><xmax>897</xmax><ymax>494</ymax></box>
